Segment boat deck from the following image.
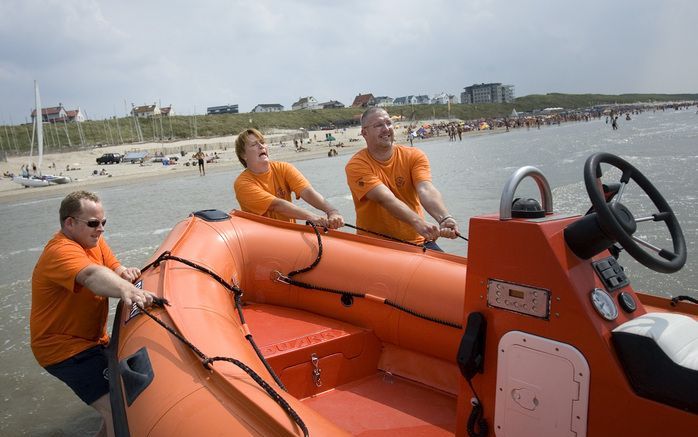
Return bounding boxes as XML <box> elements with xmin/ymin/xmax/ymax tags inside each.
<box><xmin>301</xmin><ymin>372</ymin><xmax>456</xmax><ymax>436</ymax></box>
<box><xmin>243</xmin><ymin>302</ymin><xmax>458</xmax><ymax>435</ymax></box>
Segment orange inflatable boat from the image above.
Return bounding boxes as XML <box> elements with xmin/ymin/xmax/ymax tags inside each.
<box><xmin>110</xmin><ymin>153</ymin><xmax>698</xmax><ymax>436</ymax></box>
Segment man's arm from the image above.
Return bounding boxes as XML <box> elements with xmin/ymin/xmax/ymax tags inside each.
<box><xmin>365</xmin><ymin>184</ymin><xmax>440</xmax><ymax>241</ymax></box>
<box><xmin>76</xmin><ymin>264</ymin><xmax>154</xmax><ymax>308</ymax></box>
<box><xmin>298</xmin><ymin>187</ymin><xmax>344</xmax><ymax>229</ymax></box>
<box><xmin>416</xmin><ymin>181</ymin><xmax>459</xmax><ymax>238</ymax></box>
<box><xmin>267</xmin><ymin>198</ymin><xmax>329</xmax><ymax>227</ymax></box>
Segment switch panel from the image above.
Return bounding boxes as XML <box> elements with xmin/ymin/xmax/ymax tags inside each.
<box><xmin>592</xmin><ymin>257</ymin><xmax>629</xmax><ymax>291</ymax></box>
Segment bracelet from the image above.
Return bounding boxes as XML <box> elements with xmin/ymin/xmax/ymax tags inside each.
<box><xmin>438</xmin><ymin>215</ymin><xmax>453</xmax><ymax>225</ymax></box>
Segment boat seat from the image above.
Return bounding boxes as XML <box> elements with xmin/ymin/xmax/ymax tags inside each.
<box><xmin>242</xmin><ymin>303</ymin><xmax>381</xmax><ymax>398</ymax></box>
<box><xmin>611</xmin><ymin>312</ymin><xmax>698</xmax><ymax>413</ymax></box>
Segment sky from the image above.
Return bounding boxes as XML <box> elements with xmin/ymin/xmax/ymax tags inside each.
<box><xmin>1</xmin><ymin>0</ymin><xmax>697</xmax><ymax>122</ymax></box>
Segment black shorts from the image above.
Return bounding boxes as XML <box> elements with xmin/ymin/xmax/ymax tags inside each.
<box><xmin>44</xmin><ymin>345</ymin><xmax>110</xmax><ymax>405</ymax></box>
<box><xmin>423</xmin><ymin>240</ymin><xmax>444</xmax><ymax>252</ymax></box>
<box><xmin>197</xmin><ymin>159</ymin><xmax>204</xmax><ymax>167</ymax></box>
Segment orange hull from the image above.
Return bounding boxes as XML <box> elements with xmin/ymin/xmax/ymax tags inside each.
<box><xmin>111</xmin><ymin>209</ymin><xmax>697</xmax><ymax>436</ymax></box>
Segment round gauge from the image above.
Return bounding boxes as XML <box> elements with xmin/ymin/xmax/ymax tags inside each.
<box><xmin>590</xmin><ymin>288</ymin><xmax>618</xmax><ymax>321</ymax></box>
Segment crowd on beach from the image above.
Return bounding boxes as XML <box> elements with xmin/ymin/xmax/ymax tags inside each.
<box><xmin>400</xmin><ymin>102</ymin><xmax>696</xmax><ymax>141</ymax></box>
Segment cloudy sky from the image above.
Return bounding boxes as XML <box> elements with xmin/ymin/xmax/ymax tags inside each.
<box><xmin>1</xmin><ymin>0</ymin><xmax>696</xmax><ymax>122</ymax></box>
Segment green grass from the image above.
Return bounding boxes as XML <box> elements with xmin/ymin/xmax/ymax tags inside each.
<box><xmin>1</xmin><ymin>93</ymin><xmax>696</xmax><ymax>156</ymax></box>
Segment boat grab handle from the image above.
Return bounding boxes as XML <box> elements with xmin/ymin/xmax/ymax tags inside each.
<box><xmin>499</xmin><ymin>166</ymin><xmax>553</xmax><ymax>220</ymax></box>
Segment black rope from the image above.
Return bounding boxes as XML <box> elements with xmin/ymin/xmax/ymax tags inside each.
<box><xmin>204</xmin><ymin>356</ymin><xmax>307</xmax><ymax>436</ymax></box>
<box><xmin>140</xmin><ymin>251</ymin><xmax>287</xmax><ymax>390</ymax></box>
<box><xmin>344</xmin><ymin>223</ymin><xmax>427</xmax><ymax>251</ymax></box>
<box><xmin>136</xmin><ymin>305</ymin><xmax>308</xmax><ymax>437</ymax></box>
<box><xmin>232</xmin><ymin>293</ymin><xmax>287</xmax><ymax>391</ymax></box>
<box><xmin>288</xmin><ymin>222</ymin><xmax>324</xmax><ymax>278</ymax></box>
<box><xmin>280</xmin><ymin>222</ymin><xmax>463</xmax><ymax>330</ymax></box>
<box><xmin>466</xmin><ymin>378</ymin><xmax>488</xmax><ymax>437</ymax></box>
<box><xmin>384</xmin><ymin>299</ymin><xmax>462</xmax><ymax>329</ymax></box>
<box><xmin>345</xmin><ymin>223</ymin><xmax>468</xmax><ymax>246</ymax></box>
<box><xmin>671</xmin><ymin>295</ymin><xmax>698</xmax><ymax>306</ymax></box>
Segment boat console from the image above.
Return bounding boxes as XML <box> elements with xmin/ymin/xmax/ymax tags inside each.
<box><xmin>459</xmin><ymin>152</ymin><xmax>697</xmax><ymax>436</ymax></box>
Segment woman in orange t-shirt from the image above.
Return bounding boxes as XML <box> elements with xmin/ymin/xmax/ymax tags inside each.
<box><xmin>233</xmin><ymin>128</ymin><xmax>344</xmax><ymax>229</ymax></box>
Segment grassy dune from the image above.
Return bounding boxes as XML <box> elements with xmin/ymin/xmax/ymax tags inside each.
<box><xmin>2</xmin><ymin>93</ymin><xmax>696</xmax><ymax>156</ymax></box>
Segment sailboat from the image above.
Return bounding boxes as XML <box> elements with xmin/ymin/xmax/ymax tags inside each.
<box><xmin>12</xmin><ymin>81</ymin><xmax>71</xmax><ymax>187</ymax></box>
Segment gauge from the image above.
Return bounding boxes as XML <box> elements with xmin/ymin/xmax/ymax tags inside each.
<box><xmin>590</xmin><ymin>288</ymin><xmax>618</xmax><ymax>321</ymax></box>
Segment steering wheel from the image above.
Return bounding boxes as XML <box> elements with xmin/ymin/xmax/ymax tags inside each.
<box><xmin>584</xmin><ymin>153</ymin><xmax>686</xmax><ymax>273</ymax></box>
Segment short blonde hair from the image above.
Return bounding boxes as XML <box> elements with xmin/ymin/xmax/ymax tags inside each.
<box><xmin>60</xmin><ymin>191</ymin><xmax>100</xmax><ymax>227</ymax></box>
<box><xmin>234</xmin><ymin>128</ymin><xmax>265</xmax><ymax>168</ymax></box>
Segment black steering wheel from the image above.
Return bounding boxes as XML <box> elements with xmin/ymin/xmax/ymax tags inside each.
<box><xmin>584</xmin><ymin>153</ymin><xmax>686</xmax><ymax>273</ymax></box>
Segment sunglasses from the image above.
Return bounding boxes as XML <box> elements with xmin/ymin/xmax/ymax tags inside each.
<box><xmin>71</xmin><ymin>217</ymin><xmax>107</xmax><ymax>228</ymax></box>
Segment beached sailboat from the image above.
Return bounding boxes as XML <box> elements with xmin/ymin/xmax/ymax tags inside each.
<box><xmin>12</xmin><ymin>81</ymin><xmax>71</xmax><ymax>188</ymax></box>
<box><xmin>110</xmin><ymin>153</ymin><xmax>697</xmax><ymax>436</ymax></box>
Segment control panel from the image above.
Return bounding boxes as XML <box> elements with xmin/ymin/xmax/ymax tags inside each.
<box><xmin>487</xmin><ymin>280</ymin><xmax>551</xmax><ymax>319</ymax></box>
<box><xmin>592</xmin><ymin>256</ymin><xmax>629</xmax><ymax>291</ymax></box>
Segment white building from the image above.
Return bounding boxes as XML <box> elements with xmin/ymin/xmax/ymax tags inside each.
<box><xmin>251</xmin><ymin>104</ymin><xmax>284</xmax><ymax>113</ymax></box>
<box><xmin>291</xmin><ymin>96</ymin><xmax>319</xmax><ymax>110</ymax></box>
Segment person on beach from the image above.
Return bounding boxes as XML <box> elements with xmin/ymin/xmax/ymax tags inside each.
<box><xmin>345</xmin><ymin>107</ymin><xmax>459</xmax><ymax>251</ymax></box>
<box><xmin>30</xmin><ymin>190</ymin><xmax>156</xmax><ymax>437</ymax></box>
<box><xmin>193</xmin><ymin>148</ymin><xmax>206</xmax><ymax>175</ymax></box>
<box><xmin>234</xmin><ymin>128</ymin><xmax>344</xmax><ymax>229</ymax></box>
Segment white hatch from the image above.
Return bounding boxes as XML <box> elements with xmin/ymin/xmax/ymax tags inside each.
<box><xmin>495</xmin><ymin>331</ymin><xmax>590</xmax><ymax>437</ymax></box>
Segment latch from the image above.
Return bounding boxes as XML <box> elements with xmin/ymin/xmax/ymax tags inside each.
<box><xmin>311</xmin><ymin>353</ymin><xmax>322</xmax><ymax>387</ymax></box>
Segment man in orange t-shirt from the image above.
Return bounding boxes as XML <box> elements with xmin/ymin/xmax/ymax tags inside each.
<box><xmin>234</xmin><ymin>128</ymin><xmax>344</xmax><ymax>228</ymax></box>
<box><xmin>31</xmin><ymin>191</ymin><xmax>155</xmax><ymax>437</ymax></box>
<box><xmin>346</xmin><ymin>108</ymin><xmax>459</xmax><ymax>249</ymax></box>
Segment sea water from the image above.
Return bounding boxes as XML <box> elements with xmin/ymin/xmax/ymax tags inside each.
<box><xmin>0</xmin><ymin>107</ymin><xmax>696</xmax><ymax>435</ymax></box>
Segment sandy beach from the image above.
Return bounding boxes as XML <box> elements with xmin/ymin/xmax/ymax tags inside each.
<box><xmin>0</xmin><ymin>121</ymin><xmax>507</xmax><ymax>204</ymax></box>
<box><xmin>0</xmin><ymin>126</ymin><xmax>370</xmax><ymax>203</ymax></box>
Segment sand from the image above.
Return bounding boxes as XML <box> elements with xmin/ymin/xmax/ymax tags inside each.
<box><xmin>0</xmin><ymin>126</ymin><xmax>368</xmax><ymax>203</ymax></box>
<box><xmin>0</xmin><ymin>121</ymin><xmax>502</xmax><ymax>204</ymax></box>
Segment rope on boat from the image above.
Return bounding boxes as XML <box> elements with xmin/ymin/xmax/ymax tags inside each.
<box><xmin>344</xmin><ymin>223</ymin><xmax>428</xmax><ymax>251</ymax></box>
<box><xmin>278</xmin><ymin>222</ymin><xmax>463</xmax><ymax>330</ymax></box>
<box><xmin>140</xmin><ymin>253</ymin><xmax>311</xmax><ymax>435</ymax></box>
<box><xmin>671</xmin><ymin>295</ymin><xmax>698</xmax><ymax>306</ymax></box>
<box><xmin>344</xmin><ymin>222</ymin><xmax>468</xmax><ymax>245</ymax></box>
<box><xmin>136</xmin><ymin>303</ymin><xmax>309</xmax><ymax>437</ymax></box>
<box><xmin>142</xmin><ymin>251</ymin><xmax>286</xmax><ymax>391</ymax></box>
<box><xmin>287</xmin><ymin>222</ymin><xmax>325</xmax><ymax>278</ymax></box>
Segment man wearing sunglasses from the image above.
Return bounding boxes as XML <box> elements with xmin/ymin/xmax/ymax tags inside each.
<box><xmin>30</xmin><ymin>190</ymin><xmax>155</xmax><ymax>437</ymax></box>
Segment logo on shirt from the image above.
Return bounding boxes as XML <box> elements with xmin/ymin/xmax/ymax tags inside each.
<box><xmin>276</xmin><ymin>188</ymin><xmax>288</xmax><ymax>198</ymax></box>
<box><xmin>395</xmin><ymin>176</ymin><xmax>406</xmax><ymax>188</ymax></box>
<box><xmin>357</xmin><ymin>177</ymin><xmax>365</xmax><ymax>187</ymax></box>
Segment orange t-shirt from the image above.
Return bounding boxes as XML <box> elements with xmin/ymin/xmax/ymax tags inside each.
<box><xmin>345</xmin><ymin>145</ymin><xmax>432</xmax><ymax>244</ymax></box>
<box><xmin>30</xmin><ymin>232</ymin><xmax>121</xmax><ymax>367</ymax></box>
<box><xmin>234</xmin><ymin>161</ymin><xmax>311</xmax><ymax>223</ymax></box>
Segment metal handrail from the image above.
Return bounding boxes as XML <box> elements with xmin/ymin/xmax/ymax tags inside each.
<box><xmin>499</xmin><ymin>166</ymin><xmax>553</xmax><ymax>220</ymax></box>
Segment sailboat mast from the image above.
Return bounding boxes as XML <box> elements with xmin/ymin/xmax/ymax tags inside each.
<box><xmin>34</xmin><ymin>80</ymin><xmax>44</xmax><ymax>172</ymax></box>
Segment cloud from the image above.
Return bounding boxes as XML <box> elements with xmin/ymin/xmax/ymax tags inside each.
<box><xmin>0</xmin><ymin>0</ymin><xmax>696</xmax><ymax>122</ymax></box>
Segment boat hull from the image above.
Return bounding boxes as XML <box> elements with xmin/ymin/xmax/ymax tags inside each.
<box><xmin>111</xmin><ymin>209</ymin><xmax>698</xmax><ymax>436</ymax></box>
<box><xmin>12</xmin><ymin>176</ymin><xmax>50</xmax><ymax>187</ymax></box>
